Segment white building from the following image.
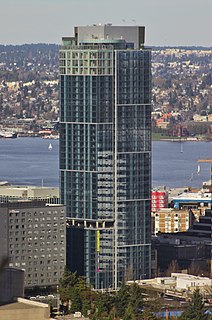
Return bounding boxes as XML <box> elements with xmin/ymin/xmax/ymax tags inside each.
<box><xmin>171</xmin><ymin>273</ymin><xmax>212</xmax><ymax>290</ymax></box>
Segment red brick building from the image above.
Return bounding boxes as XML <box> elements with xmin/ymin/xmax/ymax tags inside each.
<box><xmin>151</xmin><ymin>190</ymin><xmax>168</xmax><ymax>212</ymax></box>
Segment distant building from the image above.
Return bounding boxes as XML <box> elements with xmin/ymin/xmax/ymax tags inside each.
<box><xmin>172</xmin><ymin>191</ymin><xmax>212</xmax><ymax>210</ymax></box>
<box><xmin>188</xmin><ymin>209</ymin><xmax>212</xmax><ymax>239</ymax></box>
<box><xmin>0</xmin><ymin>200</ymin><xmax>66</xmax><ymax>289</ymax></box>
<box><xmin>151</xmin><ymin>189</ymin><xmax>168</xmax><ymax>212</ymax></box>
<box><xmin>193</xmin><ymin>114</ymin><xmax>208</xmax><ymax>122</ymax></box>
<box><xmin>0</xmin><ymin>185</ymin><xmax>60</xmax><ymax>204</ymax></box>
<box><xmin>128</xmin><ymin>273</ymin><xmax>212</xmax><ymax>298</ymax></box>
<box><xmin>153</xmin><ymin>208</ymin><xmax>195</xmax><ymax>234</ymax></box>
<box><xmin>153</xmin><ymin>218</ymin><xmax>212</xmax><ymax>276</ymax></box>
<box><xmin>171</xmin><ymin>272</ymin><xmax>212</xmax><ymax>290</ymax></box>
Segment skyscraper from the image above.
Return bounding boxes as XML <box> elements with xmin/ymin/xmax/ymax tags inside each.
<box><xmin>60</xmin><ymin>24</ymin><xmax>151</xmax><ymax>289</ymax></box>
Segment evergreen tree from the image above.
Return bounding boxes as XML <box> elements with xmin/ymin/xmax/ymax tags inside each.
<box><xmin>70</xmin><ymin>287</ymin><xmax>82</xmax><ymax>313</ymax></box>
<box><xmin>180</xmin><ymin>289</ymin><xmax>209</xmax><ymax>320</ymax></box>
<box><xmin>115</xmin><ymin>284</ymin><xmax>130</xmax><ymax>318</ymax></box>
<box><xmin>142</xmin><ymin>295</ymin><xmax>162</xmax><ymax>320</ymax></box>
<box><xmin>123</xmin><ymin>304</ymin><xmax>135</xmax><ymax>320</ymax></box>
<box><xmin>129</xmin><ymin>283</ymin><xmax>143</xmax><ymax>318</ymax></box>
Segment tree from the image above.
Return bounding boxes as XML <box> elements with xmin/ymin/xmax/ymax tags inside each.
<box><xmin>180</xmin><ymin>289</ymin><xmax>209</xmax><ymax>320</ymax></box>
<box><xmin>59</xmin><ymin>270</ymin><xmax>81</xmax><ymax>311</ymax></box>
<box><xmin>188</xmin><ymin>261</ymin><xmax>201</xmax><ymax>276</ymax></box>
<box><xmin>165</xmin><ymin>260</ymin><xmax>179</xmax><ymax>276</ymax></box>
<box><xmin>115</xmin><ymin>284</ymin><xmax>130</xmax><ymax>318</ymax></box>
<box><xmin>129</xmin><ymin>283</ymin><xmax>143</xmax><ymax>318</ymax></box>
<box><xmin>142</xmin><ymin>295</ymin><xmax>163</xmax><ymax>320</ymax></box>
<box><xmin>123</xmin><ymin>304</ymin><xmax>135</xmax><ymax>320</ymax></box>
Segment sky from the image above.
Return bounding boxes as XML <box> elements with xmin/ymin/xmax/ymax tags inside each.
<box><xmin>0</xmin><ymin>0</ymin><xmax>211</xmax><ymax>47</ymax></box>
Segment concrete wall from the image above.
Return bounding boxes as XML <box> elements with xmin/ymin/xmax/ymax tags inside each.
<box><xmin>0</xmin><ymin>207</ymin><xmax>8</xmax><ymax>260</ymax></box>
<box><xmin>0</xmin><ymin>268</ymin><xmax>24</xmax><ymax>303</ymax></box>
<box><xmin>77</xmin><ymin>25</ymin><xmax>145</xmax><ymax>48</ymax></box>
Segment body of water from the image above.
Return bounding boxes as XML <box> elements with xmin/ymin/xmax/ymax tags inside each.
<box><xmin>152</xmin><ymin>140</ymin><xmax>212</xmax><ymax>188</ymax></box>
<box><xmin>0</xmin><ymin>138</ymin><xmax>59</xmax><ymax>187</ymax></box>
<box><xmin>0</xmin><ymin>138</ymin><xmax>211</xmax><ymax>188</ymax></box>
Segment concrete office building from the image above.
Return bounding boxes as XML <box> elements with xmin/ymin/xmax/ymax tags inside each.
<box><xmin>60</xmin><ymin>24</ymin><xmax>151</xmax><ymax>289</ymax></box>
<box><xmin>0</xmin><ymin>200</ymin><xmax>66</xmax><ymax>288</ymax></box>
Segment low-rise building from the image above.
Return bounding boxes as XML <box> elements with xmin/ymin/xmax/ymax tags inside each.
<box><xmin>153</xmin><ymin>208</ymin><xmax>194</xmax><ymax>234</ymax></box>
<box><xmin>172</xmin><ymin>191</ymin><xmax>212</xmax><ymax>211</ymax></box>
<box><xmin>151</xmin><ymin>189</ymin><xmax>168</xmax><ymax>212</ymax></box>
<box><xmin>128</xmin><ymin>273</ymin><xmax>212</xmax><ymax>299</ymax></box>
<box><xmin>171</xmin><ymin>273</ymin><xmax>212</xmax><ymax>290</ymax></box>
<box><xmin>0</xmin><ymin>185</ymin><xmax>60</xmax><ymax>204</ymax></box>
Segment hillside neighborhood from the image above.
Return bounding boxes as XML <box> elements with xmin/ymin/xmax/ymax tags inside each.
<box><xmin>0</xmin><ymin>44</ymin><xmax>211</xmax><ymax>139</ymax></box>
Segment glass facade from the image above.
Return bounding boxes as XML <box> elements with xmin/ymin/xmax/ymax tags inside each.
<box><xmin>60</xmin><ymin>26</ymin><xmax>151</xmax><ymax>289</ymax></box>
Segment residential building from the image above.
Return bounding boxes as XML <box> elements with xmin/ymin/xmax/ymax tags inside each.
<box><xmin>151</xmin><ymin>189</ymin><xmax>168</xmax><ymax>212</ymax></box>
<box><xmin>0</xmin><ymin>200</ymin><xmax>66</xmax><ymax>288</ymax></box>
<box><xmin>153</xmin><ymin>208</ymin><xmax>195</xmax><ymax>235</ymax></box>
<box><xmin>60</xmin><ymin>24</ymin><xmax>152</xmax><ymax>289</ymax></box>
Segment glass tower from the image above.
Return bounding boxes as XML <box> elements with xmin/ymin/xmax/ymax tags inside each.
<box><xmin>60</xmin><ymin>25</ymin><xmax>151</xmax><ymax>289</ymax></box>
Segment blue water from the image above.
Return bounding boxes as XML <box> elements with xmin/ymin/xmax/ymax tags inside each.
<box><xmin>152</xmin><ymin>140</ymin><xmax>212</xmax><ymax>188</ymax></box>
<box><xmin>0</xmin><ymin>138</ymin><xmax>59</xmax><ymax>187</ymax></box>
<box><xmin>0</xmin><ymin>138</ymin><xmax>211</xmax><ymax>188</ymax></box>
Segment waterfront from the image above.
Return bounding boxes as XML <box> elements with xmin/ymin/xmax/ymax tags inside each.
<box><xmin>0</xmin><ymin>138</ymin><xmax>211</xmax><ymax>188</ymax></box>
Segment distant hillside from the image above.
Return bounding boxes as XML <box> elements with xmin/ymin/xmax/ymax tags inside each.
<box><xmin>0</xmin><ymin>44</ymin><xmax>59</xmax><ymax>82</ymax></box>
<box><xmin>0</xmin><ymin>44</ymin><xmax>211</xmax><ymax>126</ymax></box>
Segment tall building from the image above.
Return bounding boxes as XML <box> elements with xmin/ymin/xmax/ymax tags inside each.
<box><xmin>60</xmin><ymin>24</ymin><xmax>151</xmax><ymax>289</ymax></box>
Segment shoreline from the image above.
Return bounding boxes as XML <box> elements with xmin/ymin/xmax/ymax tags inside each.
<box><xmin>0</xmin><ymin>135</ymin><xmax>211</xmax><ymax>143</ymax></box>
<box><xmin>152</xmin><ymin>138</ymin><xmax>212</xmax><ymax>142</ymax></box>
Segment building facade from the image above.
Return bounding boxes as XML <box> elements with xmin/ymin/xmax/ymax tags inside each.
<box><xmin>0</xmin><ymin>185</ymin><xmax>60</xmax><ymax>204</ymax></box>
<box><xmin>151</xmin><ymin>189</ymin><xmax>168</xmax><ymax>212</ymax></box>
<box><xmin>152</xmin><ymin>208</ymin><xmax>194</xmax><ymax>235</ymax></box>
<box><xmin>60</xmin><ymin>25</ymin><xmax>151</xmax><ymax>289</ymax></box>
<box><xmin>0</xmin><ymin>201</ymin><xmax>66</xmax><ymax>288</ymax></box>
